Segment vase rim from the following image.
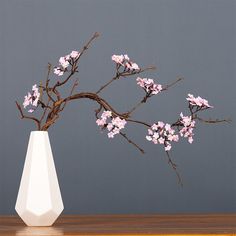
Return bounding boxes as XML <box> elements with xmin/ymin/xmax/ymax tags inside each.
<box><xmin>30</xmin><ymin>131</ymin><xmax>48</xmax><ymax>133</ymax></box>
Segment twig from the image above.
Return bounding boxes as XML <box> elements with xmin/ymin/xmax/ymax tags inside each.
<box><xmin>126</xmin><ymin>118</ymin><xmax>151</xmax><ymax>128</ymax></box>
<box><xmin>128</xmin><ymin>77</ymin><xmax>184</xmax><ymax>115</ymax></box>
<box><xmin>53</xmin><ymin>32</ymin><xmax>100</xmax><ymax>90</ymax></box>
<box><xmin>60</xmin><ymin>78</ymin><xmax>79</xmax><ymax>112</ymax></box>
<box><xmin>15</xmin><ymin>101</ymin><xmax>41</xmax><ymax>130</ymax></box>
<box><xmin>96</xmin><ymin>76</ymin><xmax>116</xmax><ymax>94</ymax></box>
<box><xmin>162</xmin><ymin>77</ymin><xmax>184</xmax><ymax>91</ymax></box>
<box><xmin>120</xmin><ymin>132</ymin><xmax>145</xmax><ymax>154</ymax></box>
<box><xmin>165</xmin><ymin>151</ymin><xmax>183</xmax><ymax>187</ymax></box>
<box><xmin>195</xmin><ymin>116</ymin><xmax>231</xmax><ymax>124</ymax></box>
<box><xmin>96</xmin><ymin>65</ymin><xmax>156</xmax><ymax>94</ymax></box>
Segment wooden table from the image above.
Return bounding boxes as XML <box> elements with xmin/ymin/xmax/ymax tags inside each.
<box><xmin>0</xmin><ymin>214</ymin><xmax>235</xmax><ymax>235</ymax></box>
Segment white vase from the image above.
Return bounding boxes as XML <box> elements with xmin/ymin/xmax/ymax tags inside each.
<box><xmin>15</xmin><ymin>131</ymin><xmax>64</xmax><ymax>226</ymax></box>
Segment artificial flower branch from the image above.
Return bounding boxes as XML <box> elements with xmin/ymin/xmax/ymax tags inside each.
<box><xmin>16</xmin><ymin>32</ymin><xmax>228</xmax><ymax>185</ymax></box>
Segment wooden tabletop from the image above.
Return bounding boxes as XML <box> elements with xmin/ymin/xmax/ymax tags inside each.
<box><xmin>0</xmin><ymin>214</ymin><xmax>235</xmax><ymax>235</ymax></box>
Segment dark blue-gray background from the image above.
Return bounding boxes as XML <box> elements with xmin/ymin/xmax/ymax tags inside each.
<box><xmin>0</xmin><ymin>0</ymin><xmax>235</xmax><ymax>214</ymax></box>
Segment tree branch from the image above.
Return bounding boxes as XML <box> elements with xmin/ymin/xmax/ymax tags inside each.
<box><xmin>15</xmin><ymin>101</ymin><xmax>41</xmax><ymax>130</ymax></box>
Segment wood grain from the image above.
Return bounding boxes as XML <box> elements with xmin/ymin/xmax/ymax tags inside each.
<box><xmin>0</xmin><ymin>214</ymin><xmax>235</xmax><ymax>235</ymax></box>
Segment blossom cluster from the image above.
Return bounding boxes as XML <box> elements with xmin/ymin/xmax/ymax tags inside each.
<box><xmin>187</xmin><ymin>94</ymin><xmax>213</xmax><ymax>109</ymax></box>
<box><xmin>23</xmin><ymin>84</ymin><xmax>40</xmax><ymax>113</ymax></box>
<box><xmin>54</xmin><ymin>50</ymin><xmax>80</xmax><ymax>76</ymax></box>
<box><xmin>111</xmin><ymin>54</ymin><xmax>140</xmax><ymax>71</ymax></box>
<box><xmin>179</xmin><ymin>113</ymin><xmax>195</xmax><ymax>143</ymax></box>
<box><xmin>146</xmin><ymin>121</ymin><xmax>179</xmax><ymax>151</ymax></box>
<box><xmin>136</xmin><ymin>77</ymin><xmax>162</xmax><ymax>95</ymax></box>
<box><xmin>96</xmin><ymin>111</ymin><xmax>127</xmax><ymax>138</ymax></box>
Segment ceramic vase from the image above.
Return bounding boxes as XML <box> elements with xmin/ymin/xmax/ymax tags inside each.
<box><xmin>15</xmin><ymin>131</ymin><xmax>64</xmax><ymax>226</ymax></box>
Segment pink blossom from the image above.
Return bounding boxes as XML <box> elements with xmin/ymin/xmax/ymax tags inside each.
<box><xmin>59</xmin><ymin>57</ymin><xmax>69</xmax><ymax>69</ymax></box>
<box><xmin>165</xmin><ymin>144</ymin><xmax>172</xmax><ymax>151</ymax></box>
<box><xmin>186</xmin><ymin>94</ymin><xmax>213</xmax><ymax>108</ymax></box>
<box><xmin>112</xmin><ymin>117</ymin><xmax>127</xmax><ymax>129</ymax></box>
<box><xmin>23</xmin><ymin>92</ymin><xmax>32</xmax><ymax>108</ymax></box>
<box><xmin>111</xmin><ymin>55</ymin><xmax>124</xmax><ymax>65</ymax></box>
<box><xmin>54</xmin><ymin>67</ymin><xmax>64</xmax><ymax>76</ymax></box>
<box><xmin>146</xmin><ymin>135</ymin><xmax>152</xmax><ymax>141</ymax></box>
<box><xmin>101</xmin><ymin>110</ymin><xmax>112</xmax><ymax>120</ymax></box>
<box><xmin>136</xmin><ymin>77</ymin><xmax>162</xmax><ymax>95</ymax></box>
<box><xmin>157</xmin><ymin>121</ymin><xmax>165</xmax><ymax>128</ymax></box>
<box><xmin>124</xmin><ymin>54</ymin><xmax>130</xmax><ymax>61</ymax></box>
<box><xmin>96</xmin><ymin>110</ymin><xmax>127</xmax><ymax>138</ymax></box>
<box><xmin>108</xmin><ymin>132</ymin><xmax>115</xmax><ymax>138</ymax></box>
<box><xmin>107</xmin><ymin>123</ymin><xmax>114</xmax><ymax>131</ymax></box>
<box><xmin>130</xmin><ymin>63</ymin><xmax>140</xmax><ymax>70</ymax></box>
<box><xmin>188</xmin><ymin>136</ymin><xmax>194</xmax><ymax>144</ymax></box>
<box><xmin>22</xmin><ymin>84</ymin><xmax>40</xmax><ymax>113</ymax></box>
<box><xmin>179</xmin><ymin>112</ymin><xmax>195</xmax><ymax>143</ymax></box>
<box><xmin>96</xmin><ymin>119</ymin><xmax>106</xmax><ymax>126</ymax></box>
<box><xmin>111</xmin><ymin>54</ymin><xmax>140</xmax><ymax>71</ymax></box>
<box><xmin>158</xmin><ymin>137</ymin><xmax>165</xmax><ymax>144</ymax></box>
<box><xmin>146</xmin><ymin>121</ymin><xmax>179</xmax><ymax>151</ymax></box>
<box><xmin>54</xmin><ymin>50</ymin><xmax>81</xmax><ymax>76</ymax></box>
<box><xmin>70</xmin><ymin>50</ymin><xmax>80</xmax><ymax>59</ymax></box>
<box><xmin>126</xmin><ymin>62</ymin><xmax>140</xmax><ymax>71</ymax></box>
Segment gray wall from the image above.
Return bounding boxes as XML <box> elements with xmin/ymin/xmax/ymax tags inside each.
<box><xmin>0</xmin><ymin>0</ymin><xmax>235</xmax><ymax>214</ymax></box>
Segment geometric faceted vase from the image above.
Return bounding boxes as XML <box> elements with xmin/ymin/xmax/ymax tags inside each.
<box><xmin>15</xmin><ymin>131</ymin><xmax>64</xmax><ymax>226</ymax></box>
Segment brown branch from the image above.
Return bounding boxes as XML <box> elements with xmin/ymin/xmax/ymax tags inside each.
<box><xmin>63</xmin><ymin>92</ymin><xmax>128</xmax><ymax>119</ymax></box>
<box><xmin>39</xmin><ymin>97</ymin><xmax>51</xmax><ymax>123</ymax></box>
<box><xmin>96</xmin><ymin>65</ymin><xmax>156</xmax><ymax>94</ymax></box>
<box><xmin>60</xmin><ymin>78</ymin><xmax>79</xmax><ymax>112</ymax></box>
<box><xmin>41</xmin><ymin>114</ymin><xmax>59</xmax><ymax>131</ymax></box>
<box><xmin>96</xmin><ymin>76</ymin><xmax>116</xmax><ymax>94</ymax></box>
<box><xmin>127</xmin><ymin>77</ymin><xmax>184</xmax><ymax>115</ymax></box>
<box><xmin>194</xmin><ymin>116</ymin><xmax>231</xmax><ymax>124</ymax></box>
<box><xmin>53</xmin><ymin>32</ymin><xmax>100</xmax><ymax>91</ymax></box>
<box><xmin>165</xmin><ymin>151</ymin><xmax>183</xmax><ymax>187</ymax></box>
<box><xmin>120</xmin><ymin>65</ymin><xmax>156</xmax><ymax>77</ymax></box>
<box><xmin>75</xmin><ymin>32</ymin><xmax>100</xmax><ymax>63</ymax></box>
<box><xmin>126</xmin><ymin>118</ymin><xmax>151</xmax><ymax>128</ymax></box>
<box><xmin>44</xmin><ymin>63</ymin><xmax>56</xmax><ymax>103</ymax></box>
<box><xmin>128</xmin><ymin>100</ymin><xmax>144</xmax><ymax>114</ymax></box>
<box><xmin>15</xmin><ymin>101</ymin><xmax>41</xmax><ymax>130</ymax></box>
<box><xmin>120</xmin><ymin>132</ymin><xmax>145</xmax><ymax>154</ymax></box>
<box><xmin>162</xmin><ymin>77</ymin><xmax>184</xmax><ymax>91</ymax></box>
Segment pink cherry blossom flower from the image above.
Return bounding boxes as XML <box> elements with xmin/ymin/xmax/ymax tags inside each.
<box><xmin>96</xmin><ymin>110</ymin><xmax>127</xmax><ymax>138</ymax></box>
<box><xmin>130</xmin><ymin>63</ymin><xmax>140</xmax><ymax>70</ymax></box>
<box><xmin>23</xmin><ymin>92</ymin><xmax>32</xmax><ymax>108</ymax></box>
<box><xmin>70</xmin><ymin>51</ymin><xmax>80</xmax><ymax>59</ymax></box>
<box><xmin>186</xmin><ymin>94</ymin><xmax>213</xmax><ymax>108</ymax></box>
<box><xmin>146</xmin><ymin>121</ymin><xmax>179</xmax><ymax>151</ymax></box>
<box><xmin>125</xmin><ymin>62</ymin><xmax>140</xmax><ymax>71</ymax></box>
<box><xmin>124</xmin><ymin>54</ymin><xmax>130</xmax><ymax>61</ymax></box>
<box><xmin>107</xmin><ymin>123</ymin><xmax>114</xmax><ymax>131</ymax></box>
<box><xmin>101</xmin><ymin>110</ymin><xmax>112</xmax><ymax>120</ymax></box>
<box><xmin>54</xmin><ymin>67</ymin><xmax>64</xmax><ymax>76</ymax></box>
<box><xmin>111</xmin><ymin>55</ymin><xmax>124</xmax><ymax>65</ymax></box>
<box><xmin>59</xmin><ymin>57</ymin><xmax>69</xmax><ymax>69</ymax></box>
<box><xmin>146</xmin><ymin>135</ymin><xmax>152</xmax><ymax>141</ymax></box>
<box><xmin>96</xmin><ymin>119</ymin><xmax>106</xmax><ymax>126</ymax></box>
<box><xmin>111</xmin><ymin>54</ymin><xmax>140</xmax><ymax>72</ymax></box>
<box><xmin>136</xmin><ymin>77</ymin><xmax>162</xmax><ymax>95</ymax></box>
<box><xmin>179</xmin><ymin>113</ymin><xmax>195</xmax><ymax>143</ymax></box>
<box><xmin>54</xmin><ymin>50</ymin><xmax>81</xmax><ymax>76</ymax></box>
<box><xmin>158</xmin><ymin>137</ymin><xmax>165</xmax><ymax>144</ymax></box>
<box><xmin>108</xmin><ymin>132</ymin><xmax>115</xmax><ymax>138</ymax></box>
<box><xmin>165</xmin><ymin>144</ymin><xmax>172</xmax><ymax>151</ymax></box>
<box><xmin>22</xmin><ymin>84</ymin><xmax>40</xmax><ymax>113</ymax></box>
